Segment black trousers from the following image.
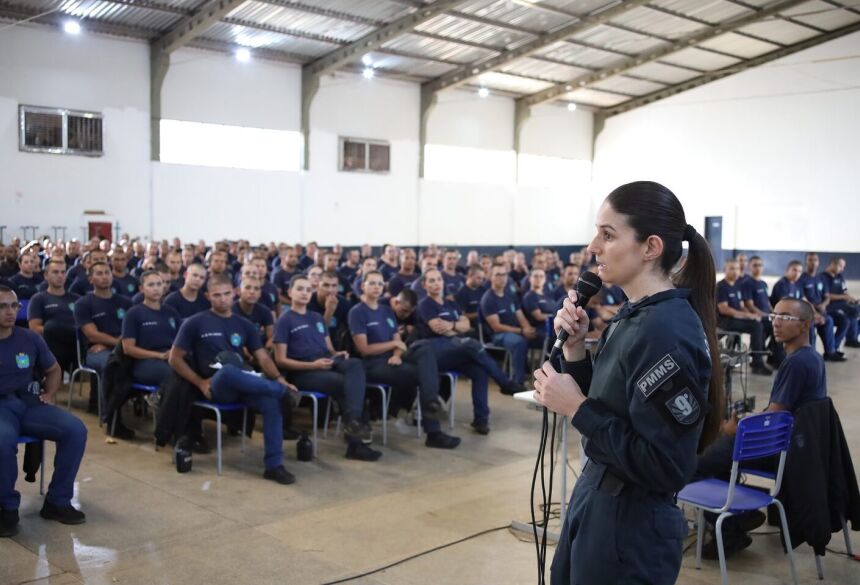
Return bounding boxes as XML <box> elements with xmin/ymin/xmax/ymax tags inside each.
<box><xmin>288</xmin><ymin>357</ymin><xmax>366</xmax><ymax>423</ymax></box>
<box><xmin>43</xmin><ymin>320</ymin><xmax>77</xmax><ymax>373</ymax></box>
<box><xmin>719</xmin><ymin>316</ymin><xmax>765</xmax><ymax>365</ymax></box>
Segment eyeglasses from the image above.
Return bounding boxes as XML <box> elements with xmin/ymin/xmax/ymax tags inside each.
<box><xmin>0</xmin><ymin>302</ymin><xmax>21</xmax><ymax>312</ymax></box>
<box><xmin>768</xmin><ymin>313</ymin><xmax>802</xmax><ymax>322</ymax></box>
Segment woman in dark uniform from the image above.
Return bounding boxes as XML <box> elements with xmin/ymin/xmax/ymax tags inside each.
<box><xmin>534</xmin><ymin>181</ymin><xmax>723</xmax><ymax>585</ymax></box>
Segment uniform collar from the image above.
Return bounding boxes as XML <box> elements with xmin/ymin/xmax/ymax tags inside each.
<box><xmin>611</xmin><ymin>288</ymin><xmax>691</xmax><ymax>322</ymax></box>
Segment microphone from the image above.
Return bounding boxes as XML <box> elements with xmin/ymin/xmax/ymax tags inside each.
<box><xmin>549</xmin><ymin>271</ymin><xmax>603</xmax><ymax>360</ymax></box>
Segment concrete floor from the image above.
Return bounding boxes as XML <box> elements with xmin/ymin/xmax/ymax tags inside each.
<box><xmin>4</xmin><ymin>347</ymin><xmax>859</xmax><ymax>585</ymax></box>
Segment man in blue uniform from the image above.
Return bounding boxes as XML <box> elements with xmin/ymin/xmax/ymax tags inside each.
<box><xmin>7</xmin><ymin>252</ymin><xmax>43</xmax><ymax>302</ymax></box>
<box><xmin>308</xmin><ymin>271</ymin><xmax>350</xmax><ymax>348</ymax></box>
<box><xmin>109</xmin><ymin>247</ymin><xmax>138</xmax><ymax>299</ymax></box>
<box><xmin>480</xmin><ymin>263</ymin><xmax>535</xmax><ymax>385</ymax></box>
<box><xmin>163</xmin><ymin>264</ymin><xmax>210</xmax><ymax>320</ymax></box>
<box><xmin>251</xmin><ymin>257</ymin><xmax>279</xmax><ymax>315</ymax></box>
<box><xmin>454</xmin><ymin>265</ymin><xmax>486</xmax><ymax>326</ymax></box>
<box><xmin>441</xmin><ymin>250</ymin><xmax>465</xmax><ymax>299</ymax></box>
<box><xmin>696</xmin><ymin>297</ymin><xmax>826</xmax><ymax>556</ymax></box>
<box><xmin>740</xmin><ymin>256</ymin><xmax>785</xmax><ymax>366</ymax></box>
<box><xmin>551</xmin><ymin>263</ymin><xmax>580</xmax><ymax>303</ymax></box>
<box><xmin>770</xmin><ymin>260</ymin><xmax>803</xmax><ymax>306</ymax></box>
<box><xmin>322</xmin><ymin>252</ymin><xmax>350</xmax><ymax>297</ymax></box>
<box><xmin>337</xmin><ymin>250</ymin><xmax>361</xmax><ymax>286</ymax></box>
<box><xmin>272</xmin><ymin>248</ymin><xmax>300</xmax><ymax>306</ymax></box>
<box><xmin>28</xmin><ymin>260</ymin><xmax>79</xmax><ymax>373</ymax></box>
<box><xmin>409</xmin><ymin>257</ymin><xmax>437</xmax><ymax>303</ymax></box>
<box><xmin>169</xmin><ymin>274</ymin><xmax>298</xmax><ymax>485</ymax></box>
<box><xmin>232</xmin><ymin>278</ymin><xmax>274</xmax><ymax>351</ymax></box>
<box><xmin>0</xmin><ymin>286</ymin><xmax>87</xmax><ymax>536</ymax></box>
<box><xmin>350</xmin><ymin>257</ymin><xmax>378</xmax><ymax>299</ymax></box>
<box><xmin>378</xmin><ymin>244</ymin><xmax>399</xmax><ymax>282</ymax></box>
<box><xmin>387</xmin><ymin>249</ymin><xmax>420</xmax><ymax>297</ymax></box>
<box><xmin>821</xmin><ymin>257</ymin><xmax>860</xmax><ymax>348</ymax></box>
<box><xmin>522</xmin><ymin>269</ymin><xmax>557</xmax><ymax>344</ymax></box>
<box><xmin>799</xmin><ymin>252</ymin><xmax>845</xmax><ymax>361</ymax></box>
<box><xmin>717</xmin><ymin>259</ymin><xmax>771</xmax><ymax>375</ymax></box>
<box><xmin>74</xmin><ymin>261</ymin><xmax>133</xmax><ymax>414</ymax></box>
<box><xmin>68</xmin><ymin>250</ymin><xmax>108</xmax><ymax>296</ymax></box>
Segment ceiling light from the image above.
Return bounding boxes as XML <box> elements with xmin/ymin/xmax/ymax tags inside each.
<box><xmin>567</xmin><ymin>102</ymin><xmax>577</xmax><ymax>112</ymax></box>
<box><xmin>478</xmin><ymin>87</ymin><xmax>489</xmax><ymax>98</ymax></box>
<box><xmin>363</xmin><ymin>67</ymin><xmax>375</xmax><ymax>79</ymax></box>
<box><xmin>63</xmin><ymin>20</ymin><xmax>81</xmax><ymax>35</ymax></box>
<box><xmin>236</xmin><ymin>47</ymin><xmax>251</xmax><ymax>62</ymax></box>
<box><xmin>361</xmin><ymin>54</ymin><xmax>373</xmax><ymax>66</ymax></box>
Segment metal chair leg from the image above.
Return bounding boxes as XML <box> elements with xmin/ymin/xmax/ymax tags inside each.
<box><xmin>695</xmin><ymin>507</ymin><xmax>705</xmax><ymax>569</ymax></box>
<box><xmin>814</xmin><ymin>555</ymin><xmax>824</xmax><ymax>580</ymax></box>
<box><xmin>773</xmin><ymin>499</ymin><xmax>799</xmax><ymax>585</ymax></box>
<box><xmin>240</xmin><ymin>408</ymin><xmax>247</xmax><ymax>453</ymax></box>
<box><xmin>214</xmin><ymin>407</ymin><xmax>223</xmax><ymax>476</ymax></box>
<box><xmin>843</xmin><ymin>516</ymin><xmax>854</xmax><ymax>556</ymax></box>
<box><xmin>715</xmin><ymin>513</ymin><xmax>729</xmax><ymax>585</ymax></box>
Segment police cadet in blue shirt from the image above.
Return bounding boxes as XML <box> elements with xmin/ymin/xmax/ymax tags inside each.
<box><xmin>272</xmin><ymin>248</ymin><xmax>301</xmax><ymax>306</ymax></box>
<box><xmin>387</xmin><ymin>249</ymin><xmax>420</xmax><ymax>297</ymax></box>
<box><xmin>800</xmin><ymin>253</ymin><xmax>845</xmax><ymax>361</ymax></box>
<box><xmin>109</xmin><ymin>247</ymin><xmax>138</xmax><ymax>299</ymax></box>
<box><xmin>522</xmin><ymin>269</ymin><xmax>557</xmax><ymax>344</ymax></box>
<box><xmin>251</xmin><ymin>257</ymin><xmax>280</xmax><ymax>315</ymax></box>
<box><xmin>454</xmin><ymin>265</ymin><xmax>486</xmax><ymax>326</ymax></box>
<box><xmin>551</xmin><ymin>264</ymin><xmax>580</xmax><ymax>304</ymax></box>
<box><xmin>717</xmin><ymin>259</ymin><xmax>772</xmax><ymax>375</ymax></box>
<box><xmin>350</xmin><ymin>257</ymin><xmax>377</xmax><ymax>299</ymax></box>
<box><xmin>74</xmin><ymin>261</ymin><xmax>133</xmax><ymax>415</ymax></box>
<box><xmin>417</xmin><ymin>269</ymin><xmax>525</xmax><ymax>434</ymax></box>
<box><xmin>131</xmin><ymin>263</ymin><xmax>172</xmax><ymax>305</ymax></box>
<box><xmin>308</xmin><ymin>271</ymin><xmax>350</xmax><ymax>346</ymax></box>
<box><xmin>0</xmin><ymin>286</ymin><xmax>88</xmax><ymax>537</ymax></box>
<box><xmin>68</xmin><ymin>250</ymin><xmax>108</xmax><ymax>296</ymax></box>
<box><xmin>441</xmin><ymin>250</ymin><xmax>465</xmax><ymax>299</ymax></box>
<box><xmin>695</xmin><ymin>297</ymin><xmax>827</xmax><ymax>556</ymax></box>
<box><xmin>409</xmin><ymin>257</ymin><xmax>436</xmax><ymax>303</ymax></box>
<box><xmin>232</xmin><ymin>277</ymin><xmax>274</xmax><ymax>351</ymax></box>
<box><xmin>163</xmin><ymin>264</ymin><xmax>210</xmax><ymax>320</ymax></box>
<box><xmin>770</xmin><ymin>260</ymin><xmax>803</xmax><ymax>306</ymax></box>
<box><xmin>7</xmin><ymin>252</ymin><xmax>43</xmax><ymax>302</ymax></box>
<box><xmin>28</xmin><ymin>259</ymin><xmax>79</xmax><ymax>373</ymax></box>
<box><xmin>349</xmin><ymin>271</ymin><xmax>459</xmax><ymax>449</ymax></box>
<box><xmin>533</xmin><ymin>182</ymin><xmax>723</xmax><ymax>585</ymax></box>
<box><xmin>740</xmin><ymin>256</ymin><xmax>785</xmax><ymax>366</ymax></box>
<box><xmin>480</xmin><ymin>263</ymin><xmax>535</xmax><ymax>386</ymax></box>
<box><xmin>273</xmin><ymin>275</ymin><xmax>381</xmax><ymax>462</ymax></box>
<box><xmin>821</xmin><ymin>257</ymin><xmax>860</xmax><ymax>348</ymax></box>
<box><xmin>378</xmin><ymin>244</ymin><xmax>400</xmax><ymax>282</ymax></box>
<box><xmin>169</xmin><ymin>274</ymin><xmax>298</xmax><ymax>485</ymax></box>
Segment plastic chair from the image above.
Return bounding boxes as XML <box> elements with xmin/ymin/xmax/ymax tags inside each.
<box><xmin>192</xmin><ymin>400</ymin><xmax>248</xmax><ymax>475</ymax></box>
<box><xmin>476</xmin><ymin>308</ymin><xmax>512</xmax><ymax>376</ymax></box>
<box><xmin>298</xmin><ymin>390</ymin><xmax>331</xmax><ymax>456</ymax></box>
<box><xmin>110</xmin><ymin>382</ymin><xmax>158</xmax><ymax>436</ymax></box>
<box><xmin>328</xmin><ymin>383</ymin><xmax>391</xmax><ymax>446</ymax></box>
<box><xmin>16</xmin><ymin>299</ymin><xmax>29</xmax><ymax>322</ymax></box>
<box><xmin>17</xmin><ymin>435</ymin><xmax>44</xmax><ymax>495</ymax></box>
<box><xmin>678</xmin><ymin>411</ymin><xmax>798</xmax><ymax>585</ymax></box>
<box><xmin>68</xmin><ymin>329</ymin><xmax>103</xmax><ymax>426</ymax></box>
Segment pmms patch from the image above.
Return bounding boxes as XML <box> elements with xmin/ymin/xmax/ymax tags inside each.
<box><xmin>636</xmin><ymin>354</ymin><xmax>679</xmax><ymax>399</ymax></box>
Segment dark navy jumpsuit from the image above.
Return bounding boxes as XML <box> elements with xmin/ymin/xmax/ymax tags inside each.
<box><xmin>551</xmin><ymin>289</ymin><xmax>711</xmax><ymax>585</ymax></box>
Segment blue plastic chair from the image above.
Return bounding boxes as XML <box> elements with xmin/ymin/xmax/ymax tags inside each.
<box><xmin>476</xmin><ymin>308</ymin><xmax>512</xmax><ymax>376</ymax></box>
<box><xmin>68</xmin><ymin>329</ymin><xmax>103</xmax><ymax>425</ymax></box>
<box><xmin>16</xmin><ymin>299</ymin><xmax>29</xmax><ymax>322</ymax></box>
<box><xmin>298</xmin><ymin>390</ymin><xmax>331</xmax><ymax>457</ymax></box>
<box><xmin>678</xmin><ymin>411</ymin><xmax>798</xmax><ymax>585</ymax></box>
<box><xmin>110</xmin><ymin>383</ymin><xmax>159</xmax><ymax>436</ymax></box>
<box><xmin>192</xmin><ymin>400</ymin><xmax>248</xmax><ymax>475</ymax></box>
<box><xmin>17</xmin><ymin>435</ymin><xmax>44</xmax><ymax>495</ymax></box>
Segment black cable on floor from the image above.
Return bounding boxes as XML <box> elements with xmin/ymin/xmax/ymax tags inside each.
<box><xmin>318</xmin><ymin>525</ymin><xmax>511</xmax><ymax>585</ymax></box>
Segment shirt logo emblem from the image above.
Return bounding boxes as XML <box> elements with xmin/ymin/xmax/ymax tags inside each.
<box><xmin>509</xmin><ymin>303</ymin><xmax>516</xmax><ymax>313</ymax></box>
<box><xmin>15</xmin><ymin>353</ymin><xmax>30</xmax><ymax>369</ymax></box>
<box><xmin>387</xmin><ymin>317</ymin><xmax>395</xmax><ymax>329</ymax></box>
<box><xmin>665</xmin><ymin>388</ymin><xmax>700</xmax><ymax>425</ymax></box>
<box><xmin>636</xmin><ymin>354</ymin><xmax>679</xmax><ymax>399</ymax></box>
<box><xmin>117</xmin><ymin>308</ymin><xmax>126</xmax><ymax>320</ymax></box>
<box><xmin>127</xmin><ymin>284</ymin><xmax>135</xmax><ymax>293</ymax></box>
<box><xmin>169</xmin><ymin>318</ymin><xmax>176</xmax><ymax>329</ymax></box>
<box><xmin>316</xmin><ymin>322</ymin><xmax>326</xmax><ymax>334</ymax></box>
<box><xmin>230</xmin><ymin>333</ymin><xmax>242</xmax><ymax>347</ymax></box>
<box><xmin>68</xmin><ymin>303</ymin><xmax>75</xmax><ymax>311</ymax></box>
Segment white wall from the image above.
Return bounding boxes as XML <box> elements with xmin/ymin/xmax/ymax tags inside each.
<box><xmin>0</xmin><ymin>25</ymin><xmax>151</xmax><ymax>240</ymax></box>
<box><xmin>592</xmin><ymin>31</ymin><xmax>860</xmax><ymax>253</ymax></box>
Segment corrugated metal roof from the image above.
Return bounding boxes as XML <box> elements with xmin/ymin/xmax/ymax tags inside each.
<box><xmin>571</xmin><ymin>23</ymin><xmax>668</xmax><ymax>55</ymax></box>
<box><xmin>650</xmin><ymin>0</ymin><xmax>751</xmax><ymax>24</ymax></box>
<box><xmin>785</xmin><ymin>2</ymin><xmax>860</xmax><ymax>31</ymax></box>
<box><xmin>382</xmin><ymin>32</ymin><xmax>495</xmax><ymax>63</ymax></box>
<box><xmin>501</xmin><ymin>56</ymin><xmax>592</xmax><ymax>81</ymax></box>
<box><xmin>591</xmin><ymin>74</ymin><xmax>665</xmax><ymax>95</ymax></box>
<box><xmin>476</xmin><ymin>70</ymin><xmax>555</xmax><ymax>94</ymax></box>
<box><xmin>698</xmin><ymin>30</ymin><xmax>780</xmax><ymax>58</ymax></box>
<box><xmin>205</xmin><ymin>21</ymin><xmax>337</xmax><ymax>56</ymax></box>
<box><xmin>563</xmin><ymin>87</ymin><xmax>630</xmax><ymax>107</ymax></box>
<box><xmin>659</xmin><ymin>45</ymin><xmax>742</xmax><ymax>70</ymax></box>
<box><xmin>610</xmin><ymin>5</ymin><xmax>708</xmax><ymax>39</ymax></box>
<box><xmin>739</xmin><ymin>16</ymin><xmax>824</xmax><ymax>45</ymax></box>
<box><xmin>416</xmin><ymin>13</ymin><xmax>533</xmax><ymax>49</ymax></box>
<box><xmin>228</xmin><ymin>1</ymin><xmax>374</xmax><ymax>41</ymax></box>
<box><xmin>536</xmin><ymin>40</ymin><xmax>628</xmax><ymax>69</ymax></box>
<box><xmin>455</xmin><ymin>0</ymin><xmax>571</xmax><ymax>33</ymax></box>
<box><xmin>625</xmin><ymin>60</ymin><xmax>701</xmax><ymax>84</ymax></box>
<box><xmin>298</xmin><ymin>0</ymin><xmax>412</xmax><ymax>24</ymax></box>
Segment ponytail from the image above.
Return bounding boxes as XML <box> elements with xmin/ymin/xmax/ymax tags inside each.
<box><xmin>674</xmin><ymin>230</ymin><xmax>723</xmax><ymax>452</ymax></box>
<box><xmin>607</xmin><ymin>181</ymin><xmax>724</xmax><ymax>453</ymax></box>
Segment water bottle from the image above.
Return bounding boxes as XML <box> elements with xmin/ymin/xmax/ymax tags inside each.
<box><xmin>297</xmin><ymin>432</ymin><xmax>313</xmax><ymax>462</ymax></box>
<box><xmin>174</xmin><ymin>438</ymin><xmax>193</xmax><ymax>473</ymax></box>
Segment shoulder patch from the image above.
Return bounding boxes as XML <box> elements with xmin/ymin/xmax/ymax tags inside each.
<box><xmin>636</xmin><ymin>353</ymin><xmax>679</xmax><ymax>399</ymax></box>
<box><xmin>665</xmin><ymin>388</ymin><xmax>700</xmax><ymax>425</ymax></box>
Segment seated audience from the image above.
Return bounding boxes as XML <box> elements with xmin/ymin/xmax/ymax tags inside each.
<box><xmin>338</xmin><ymin>249</ymin><xmax>361</xmax><ymax>284</ymax></box>
<box><xmin>441</xmin><ymin>249</ymin><xmax>465</xmax><ymax>299</ymax></box>
<box><xmin>8</xmin><ymin>252</ymin><xmax>43</xmax><ymax>302</ymax></box>
<box><xmin>454</xmin><ymin>265</ymin><xmax>486</xmax><ymax>325</ymax></box>
<box><xmin>163</xmin><ymin>264</ymin><xmax>210</xmax><ymax>320</ymax></box>
<box><xmin>551</xmin><ymin>263</ymin><xmax>580</xmax><ymax>303</ymax></box>
<box><xmin>741</xmin><ymin>256</ymin><xmax>785</xmax><ymax>366</ymax></box>
<box><xmin>510</xmin><ymin>252</ymin><xmax>528</xmax><ymax>285</ymax></box>
<box><xmin>717</xmin><ymin>259</ymin><xmax>771</xmax><ymax>375</ymax></box>
<box><xmin>350</xmin><ymin>257</ymin><xmax>378</xmax><ymax>299</ymax></box>
<box><xmin>349</xmin><ymin>271</ymin><xmax>459</xmax><ymax>449</ymax></box>
<box><xmin>68</xmin><ymin>250</ymin><xmax>108</xmax><ymax>296</ymax></box>
<box><xmin>770</xmin><ymin>260</ymin><xmax>803</xmax><ymax>306</ymax></box>
<box><xmin>28</xmin><ymin>259</ymin><xmax>79</xmax><ymax>372</ymax></box>
<box><xmin>308</xmin><ymin>271</ymin><xmax>350</xmax><ymax>346</ymax></box>
<box><xmin>481</xmin><ymin>263</ymin><xmax>535</xmax><ymax>385</ymax></box>
<box><xmin>387</xmin><ymin>248</ymin><xmax>420</xmax><ymax>297</ymax></box>
<box><xmin>799</xmin><ymin>252</ymin><xmax>845</xmax><ymax>360</ymax></box>
<box><xmin>272</xmin><ymin>248</ymin><xmax>300</xmax><ymax>306</ymax></box>
<box><xmin>821</xmin><ymin>257</ymin><xmax>860</xmax><ymax>348</ymax></box>
<box><xmin>250</xmin><ymin>257</ymin><xmax>279</xmax><ymax>315</ymax></box>
<box><xmin>0</xmin><ymin>246</ymin><xmax>19</xmax><ymax>279</ymax></box>
<box><xmin>109</xmin><ymin>247</ymin><xmax>137</xmax><ymax>299</ymax></box>
<box><xmin>378</xmin><ymin>244</ymin><xmax>399</xmax><ymax>282</ymax></box>
<box><xmin>522</xmin><ymin>269</ymin><xmax>556</xmax><ymax>343</ymax></box>
<box><xmin>132</xmin><ymin>262</ymin><xmax>172</xmax><ymax>305</ymax></box>
<box><xmin>169</xmin><ymin>274</ymin><xmax>298</xmax><ymax>485</ymax></box>
<box><xmin>322</xmin><ymin>252</ymin><xmax>349</xmax><ymax>297</ymax></box>
<box><xmin>273</xmin><ymin>275</ymin><xmax>381</xmax><ymax>462</ymax></box>
<box><xmin>409</xmin><ymin>257</ymin><xmax>438</xmax><ymax>303</ymax></box>
<box><xmin>0</xmin><ymin>286</ymin><xmax>88</xmax><ymax>537</ymax></box>
<box><xmin>389</xmin><ymin>288</ymin><xmax>419</xmax><ymax>342</ymax></box>
<box><xmin>232</xmin><ymin>278</ymin><xmax>274</xmax><ymax>351</ymax></box>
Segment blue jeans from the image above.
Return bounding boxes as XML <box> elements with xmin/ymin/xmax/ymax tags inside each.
<box><xmin>288</xmin><ymin>357</ymin><xmax>367</xmax><ymax>424</ymax></box>
<box><xmin>85</xmin><ymin>349</ymin><xmax>111</xmax><ymax>412</ymax></box>
<box><xmin>210</xmin><ymin>365</ymin><xmax>285</xmax><ymax>470</ymax></box>
<box><xmin>132</xmin><ymin>359</ymin><xmax>172</xmax><ymax>387</ymax></box>
<box><xmin>491</xmin><ymin>332</ymin><xmax>528</xmax><ymax>384</ymax></box>
<box><xmin>810</xmin><ymin>313</ymin><xmax>837</xmax><ymax>354</ymax></box>
<box><xmin>0</xmin><ymin>391</ymin><xmax>87</xmax><ymax>509</ymax></box>
<box><xmin>828</xmin><ymin>303</ymin><xmax>857</xmax><ymax>346</ymax></box>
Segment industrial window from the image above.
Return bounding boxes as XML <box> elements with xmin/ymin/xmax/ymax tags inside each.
<box><xmin>19</xmin><ymin>105</ymin><xmax>103</xmax><ymax>156</ymax></box>
<box><xmin>339</xmin><ymin>137</ymin><xmax>390</xmax><ymax>173</ymax></box>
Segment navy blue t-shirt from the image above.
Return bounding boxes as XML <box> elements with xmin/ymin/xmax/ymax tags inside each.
<box><xmin>598</xmin><ymin>285</ymin><xmax>626</xmax><ymax>306</ymax></box>
<box><xmin>74</xmin><ymin>293</ymin><xmax>133</xmax><ymax>337</ymax></box>
<box><xmin>163</xmin><ymin>290</ymin><xmax>210</xmax><ymax>320</ymax></box>
<box><xmin>416</xmin><ymin>297</ymin><xmax>461</xmax><ymax>339</ymax></box>
<box><xmin>0</xmin><ymin>328</ymin><xmax>57</xmax><ymax>396</ymax></box>
<box><xmin>68</xmin><ymin>276</ymin><xmax>93</xmax><ymax>297</ymax></box>
<box><xmin>121</xmin><ymin>304</ymin><xmax>181</xmax><ymax>352</ymax></box>
<box><xmin>769</xmin><ymin>345</ymin><xmax>826</xmax><ymax>410</ymax></box>
<box><xmin>338</xmin><ymin>265</ymin><xmax>358</xmax><ymax>284</ymax></box>
<box><xmin>379</xmin><ymin>261</ymin><xmax>399</xmax><ymax>282</ymax></box>
<box><xmin>348</xmin><ymin>302</ymin><xmax>399</xmax><ymax>358</ymax></box>
<box><xmin>522</xmin><ymin>290</ymin><xmax>556</xmax><ymax>328</ymax></box>
<box><xmin>258</xmin><ymin>280</ymin><xmax>279</xmax><ymax>311</ymax></box>
<box><xmin>798</xmin><ymin>273</ymin><xmax>827</xmax><ymax>306</ymax></box>
<box><xmin>64</xmin><ymin>265</ymin><xmax>86</xmax><ymax>289</ymax></box>
<box><xmin>7</xmin><ymin>273</ymin><xmax>44</xmax><ymax>300</ymax></box>
<box><xmin>409</xmin><ymin>277</ymin><xmax>428</xmax><ymax>302</ymax></box>
<box><xmin>388</xmin><ymin>272</ymin><xmax>419</xmax><ymax>297</ymax></box>
<box><xmin>820</xmin><ymin>271</ymin><xmax>849</xmax><ymax>308</ymax></box>
<box><xmin>232</xmin><ymin>301</ymin><xmax>274</xmax><ymax>345</ymax></box>
<box><xmin>173</xmin><ymin>310</ymin><xmax>262</xmax><ymax>376</ymax></box>
<box><xmin>716</xmin><ymin>280</ymin><xmax>744</xmax><ymax>311</ymax></box>
<box><xmin>308</xmin><ymin>293</ymin><xmax>350</xmax><ymax>337</ymax></box>
<box><xmin>480</xmin><ymin>288</ymin><xmax>521</xmax><ymax>328</ymax></box>
<box><xmin>28</xmin><ymin>291</ymin><xmax>79</xmax><ymax>326</ymax></box>
<box><xmin>441</xmin><ymin>271</ymin><xmax>465</xmax><ymax>297</ymax></box>
<box><xmin>272</xmin><ymin>268</ymin><xmax>299</xmax><ymax>294</ymax></box>
<box><xmin>454</xmin><ymin>285</ymin><xmax>484</xmax><ymax>317</ymax></box>
<box><xmin>771</xmin><ymin>278</ymin><xmax>801</xmax><ymax>306</ymax></box>
<box><xmin>552</xmin><ymin>284</ymin><xmax>573</xmax><ymax>303</ymax></box>
<box><xmin>274</xmin><ymin>310</ymin><xmax>329</xmax><ymax>361</ymax></box>
<box><xmin>112</xmin><ymin>273</ymin><xmax>139</xmax><ymax>299</ymax></box>
<box><xmin>742</xmin><ymin>278</ymin><xmax>771</xmax><ymax>313</ymax></box>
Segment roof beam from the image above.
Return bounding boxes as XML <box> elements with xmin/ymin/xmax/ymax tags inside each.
<box><xmin>421</xmin><ymin>0</ymin><xmax>652</xmax><ymax>95</ymax></box>
<box><xmin>602</xmin><ymin>19</ymin><xmax>860</xmax><ymax>117</ymax></box>
<box><xmin>0</xmin><ymin>2</ymin><xmax>157</xmax><ymax>39</ymax></box>
<box><xmin>255</xmin><ymin>0</ymin><xmax>383</xmax><ymax>27</ymax></box>
<box><xmin>152</xmin><ymin>0</ymin><xmax>247</xmax><ymax>54</ymax></box>
<box><xmin>303</xmin><ymin>0</ymin><xmax>464</xmax><ymax>78</ymax></box>
<box><xmin>520</xmin><ymin>0</ymin><xmax>810</xmax><ymax>108</ymax></box>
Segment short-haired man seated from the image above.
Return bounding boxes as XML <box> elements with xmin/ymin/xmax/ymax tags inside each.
<box><xmin>74</xmin><ymin>261</ymin><xmax>133</xmax><ymax>415</ymax></box>
<box><xmin>522</xmin><ymin>269</ymin><xmax>556</xmax><ymax>345</ymax></box>
<box><xmin>695</xmin><ymin>298</ymin><xmax>826</xmax><ymax>558</ymax></box>
<box><xmin>163</xmin><ymin>264</ymin><xmax>210</xmax><ymax>320</ymax></box>
<box><xmin>770</xmin><ymin>260</ymin><xmax>803</xmax><ymax>306</ymax></box>
<box><xmin>441</xmin><ymin>250</ymin><xmax>465</xmax><ymax>299</ymax></box>
<box><xmin>308</xmin><ymin>271</ymin><xmax>350</xmax><ymax>348</ymax></box>
<box><xmin>169</xmin><ymin>274</ymin><xmax>298</xmax><ymax>485</ymax></box>
<box><xmin>8</xmin><ymin>252</ymin><xmax>43</xmax><ymax>305</ymax></box>
<box><xmin>350</xmin><ymin>257</ymin><xmax>377</xmax><ymax>299</ymax></box>
<box><xmin>68</xmin><ymin>250</ymin><xmax>108</xmax><ymax>296</ymax></box>
<box><xmin>109</xmin><ymin>247</ymin><xmax>138</xmax><ymax>300</ymax></box>
<box><xmin>454</xmin><ymin>265</ymin><xmax>486</xmax><ymax>326</ymax></box>
<box><xmin>821</xmin><ymin>257</ymin><xmax>860</xmax><ymax>348</ymax></box>
<box><xmin>28</xmin><ymin>260</ymin><xmax>79</xmax><ymax>373</ymax></box>
<box><xmin>273</xmin><ymin>275</ymin><xmax>381</xmax><ymax>462</ymax></box>
<box><xmin>717</xmin><ymin>259</ymin><xmax>772</xmax><ymax>376</ymax></box>
<box><xmin>480</xmin><ymin>263</ymin><xmax>535</xmax><ymax>386</ymax></box>
<box><xmin>741</xmin><ymin>256</ymin><xmax>786</xmax><ymax>366</ymax></box>
<box><xmin>799</xmin><ymin>253</ymin><xmax>845</xmax><ymax>361</ymax></box>
<box><xmin>349</xmin><ymin>271</ymin><xmax>459</xmax><ymax>449</ymax></box>
<box><xmin>551</xmin><ymin>263</ymin><xmax>580</xmax><ymax>304</ymax></box>
<box><xmin>0</xmin><ymin>286</ymin><xmax>87</xmax><ymax>537</ymax></box>
<box><xmin>232</xmin><ymin>278</ymin><xmax>274</xmax><ymax>353</ymax></box>
<box><xmin>387</xmin><ymin>249</ymin><xmax>420</xmax><ymax>298</ymax></box>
